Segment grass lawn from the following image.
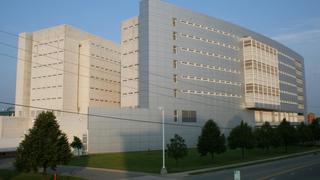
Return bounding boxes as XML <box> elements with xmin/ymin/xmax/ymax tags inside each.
<box><xmin>69</xmin><ymin>146</ymin><xmax>319</xmax><ymax>173</ymax></box>
<box><xmin>0</xmin><ymin>169</ymin><xmax>85</xmax><ymax>180</ymax></box>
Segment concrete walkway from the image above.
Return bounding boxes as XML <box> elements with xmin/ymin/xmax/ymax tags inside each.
<box><xmin>0</xmin><ymin>158</ymin><xmax>176</xmax><ymax>180</ymax></box>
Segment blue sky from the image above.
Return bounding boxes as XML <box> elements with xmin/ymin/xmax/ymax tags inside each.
<box><xmin>0</xmin><ymin>0</ymin><xmax>319</xmax><ymax>115</ymax></box>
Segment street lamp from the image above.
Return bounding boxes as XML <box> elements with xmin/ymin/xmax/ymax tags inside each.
<box><xmin>158</xmin><ymin>106</ymin><xmax>167</xmax><ymax>175</ymax></box>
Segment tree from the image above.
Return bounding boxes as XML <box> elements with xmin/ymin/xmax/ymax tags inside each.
<box><xmin>296</xmin><ymin>122</ymin><xmax>312</xmax><ymax>146</ymax></box>
<box><xmin>309</xmin><ymin>118</ymin><xmax>320</xmax><ymax>144</ymax></box>
<box><xmin>166</xmin><ymin>134</ymin><xmax>188</xmax><ymax>165</ymax></box>
<box><xmin>254</xmin><ymin>122</ymin><xmax>273</xmax><ymax>152</ymax></box>
<box><xmin>14</xmin><ymin>111</ymin><xmax>72</xmax><ymax>174</ymax></box>
<box><xmin>70</xmin><ymin>136</ymin><xmax>83</xmax><ymax>156</ymax></box>
<box><xmin>228</xmin><ymin>121</ymin><xmax>255</xmax><ymax>159</ymax></box>
<box><xmin>276</xmin><ymin>118</ymin><xmax>296</xmax><ymax>152</ymax></box>
<box><xmin>197</xmin><ymin>120</ymin><xmax>226</xmax><ymax>160</ymax></box>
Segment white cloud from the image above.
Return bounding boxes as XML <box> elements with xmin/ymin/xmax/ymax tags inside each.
<box><xmin>272</xmin><ymin>29</ymin><xmax>320</xmax><ymax>44</ymax></box>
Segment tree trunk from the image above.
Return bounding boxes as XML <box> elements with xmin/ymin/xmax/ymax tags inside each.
<box><xmin>43</xmin><ymin>164</ymin><xmax>47</xmax><ymax>174</ymax></box>
<box><xmin>78</xmin><ymin>148</ymin><xmax>80</xmax><ymax>156</ymax></box>
<box><xmin>285</xmin><ymin>144</ymin><xmax>288</xmax><ymax>153</ymax></box>
<box><xmin>241</xmin><ymin>148</ymin><xmax>244</xmax><ymax>159</ymax></box>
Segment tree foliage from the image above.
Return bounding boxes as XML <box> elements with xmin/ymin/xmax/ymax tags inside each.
<box><xmin>228</xmin><ymin>121</ymin><xmax>255</xmax><ymax>158</ymax></box>
<box><xmin>276</xmin><ymin>118</ymin><xmax>296</xmax><ymax>152</ymax></box>
<box><xmin>167</xmin><ymin>134</ymin><xmax>188</xmax><ymax>165</ymax></box>
<box><xmin>254</xmin><ymin>122</ymin><xmax>274</xmax><ymax>152</ymax></box>
<box><xmin>296</xmin><ymin>122</ymin><xmax>313</xmax><ymax>145</ymax></box>
<box><xmin>14</xmin><ymin>111</ymin><xmax>72</xmax><ymax>174</ymax></box>
<box><xmin>197</xmin><ymin>120</ymin><xmax>226</xmax><ymax>160</ymax></box>
<box><xmin>309</xmin><ymin>118</ymin><xmax>320</xmax><ymax>143</ymax></box>
<box><xmin>70</xmin><ymin>136</ymin><xmax>83</xmax><ymax>156</ymax></box>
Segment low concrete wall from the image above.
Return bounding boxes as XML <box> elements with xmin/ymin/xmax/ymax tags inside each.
<box><xmin>87</xmin><ymin>108</ymin><xmax>201</xmax><ymax>153</ymax></box>
<box><xmin>0</xmin><ymin>116</ymin><xmax>30</xmax><ymax>138</ymax></box>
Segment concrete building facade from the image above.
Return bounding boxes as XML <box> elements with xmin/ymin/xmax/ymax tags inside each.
<box><xmin>87</xmin><ymin>0</ymin><xmax>306</xmax><ymax>153</ymax></box>
<box><xmin>2</xmin><ymin>0</ymin><xmax>306</xmax><ymax>153</ymax></box>
<box><xmin>15</xmin><ymin>25</ymin><xmax>121</xmax><ymax>117</ymax></box>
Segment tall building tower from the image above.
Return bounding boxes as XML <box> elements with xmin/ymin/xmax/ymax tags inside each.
<box><xmin>121</xmin><ymin>17</ymin><xmax>139</xmax><ymax>108</ymax></box>
<box><xmin>15</xmin><ymin>25</ymin><xmax>121</xmax><ymax>118</ymax></box>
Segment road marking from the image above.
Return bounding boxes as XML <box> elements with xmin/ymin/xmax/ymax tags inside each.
<box><xmin>257</xmin><ymin>161</ymin><xmax>320</xmax><ymax>180</ymax></box>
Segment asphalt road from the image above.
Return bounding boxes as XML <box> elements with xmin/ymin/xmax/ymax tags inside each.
<box><xmin>183</xmin><ymin>153</ymin><xmax>320</xmax><ymax>180</ymax></box>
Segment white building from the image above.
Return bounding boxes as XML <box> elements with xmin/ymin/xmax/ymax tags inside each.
<box><xmin>1</xmin><ymin>0</ymin><xmax>306</xmax><ymax>153</ymax></box>
<box><xmin>15</xmin><ymin>24</ymin><xmax>121</xmax><ymax>117</ymax></box>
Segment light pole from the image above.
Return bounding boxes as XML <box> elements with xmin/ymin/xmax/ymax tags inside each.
<box><xmin>159</xmin><ymin>106</ymin><xmax>167</xmax><ymax>175</ymax></box>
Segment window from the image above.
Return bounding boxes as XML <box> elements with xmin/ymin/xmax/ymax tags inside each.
<box><xmin>173</xmin><ymin>45</ymin><xmax>177</xmax><ymax>54</ymax></box>
<box><xmin>174</xmin><ymin>110</ymin><xmax>178</xmax><ymax>122</ymax></box>
<box><xmin>173</xmin><ymin>32</ymin><xmax>177</xmax><ymax>40</ymax></box>
<box><xmin>173</xmin><ymin>60</ymin><xmax>177</xmax><ymax>69</ymax></box>
<box><xmin>173</xmin><ymin>74</ymin><xmax>177</xmax><ymax>83</ymax></box>
<box><xmin>182</xmin><ymin>111</ymin><xmax>197</xmax><ymax>122</ymax></box>
<box><xmin>174</xmin><ymin>89</ymin><xmax>177</xmax><ymax>97</ymax></box>
<box><xmin>172</xmin><ymin>18</ymin><xmax>177</xmax><ymax>27</ymax></box>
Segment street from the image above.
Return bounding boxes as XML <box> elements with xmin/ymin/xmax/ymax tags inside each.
<box><xmin>183</xmin><ymin>153</ymin><xmax>320</xmax><ymax>180</ymax></box>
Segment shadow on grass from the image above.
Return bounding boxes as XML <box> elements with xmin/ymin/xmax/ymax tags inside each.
<box><xmin>68</xmin><ymin>145</ymin><xmax>320</xmax><ymax>174</ymax></box>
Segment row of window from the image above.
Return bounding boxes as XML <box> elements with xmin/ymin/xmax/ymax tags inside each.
<box><xmin>91</xmin><ymin>53</ymin><xmax>120</xmax><ymax>64</ymax></box>
<box><xmin>280</xmin><ymin>80</ymin><xmax>296</xmax><ymax>87</ymax></box>
<box><xmin>90</xmin><ymin>75</ymin><xmax>120</xmax><ymax>84</ymax></box>
<box><xmin>34</xmin><ymin>39</ymin><xmax>64</xmax><ymax>47</ymax></box>
<box><xmin>90</xmin><ymin>64</ymin><xmax>120</xmax><ymax>74</ymax></box>
<box><xmin>179</xmin><ymin>32</ymin><xmax>239</xmax><ymax>51</ymax></box>
<box><xmin>90</xmin><ymin>42</ymin><xmax>121</xmax><ymax>55</ymax></box>
<box><xmin>33</xmin><ymin>61</ymin><xmax>63</xmax><ymax>69</ymax></box>
<box><xmin>32</xmin><ymin>85</ymin><xmax>63</xmax><ymax>90</ymax></box>
<box><xmin>295</xmin><ymin>61</ymin><xmax>303</xmax><ymax>68</ymax></box>
<box><xmin>122</xmin><ymin>77</ymin><xmax>139</xmax><ymax>82</ymax></box>
<box><xmin>122</xmin><ymin>64</ymin><xmax>139</xmax><ymax>69</ymax></box>
<box><xmin>180</xmin><ymin>75</ymin><xmax>241</xmax><ymax>86</ymax></box>
<box><xmin>122</xmin><ymin>91</ymin><xmax>139</xmax><ymax>96</ymax></box>
<box><xmin>122</xmin><ymin>50</ymin><xmax>138</xmax><ymax>56</ymax></box>
<box><xmin>122</xmin><ymin>23</ymin><xmax>139</xmax><ymax>30</ymax></box>
<box><xmin>296</xmin><ymin>79</ymin><xmax>303</xmax><ymax>85</ymax></box>
<box><xmin>181</xmin><ymin>89</ymin><xmax>242</xmax><ymax>98</ymax></box>
<box><xmin>178</xmin><ymin>60</ymin><xmax>241</xmax><ymax>74</ymax></box>
<box><xmin>298</xmin><ymin>104</ymin><xmax>304</xmax><ymax>109</ymax></box>
<box><xmin>178</xmin><ymin>46</ymin><xmax>241</xmax><ymax>62</ymax></box>
<box><xmin>278</xmin><ymin>52</ymin><xmax>296</xmax><ymax>63</ymax></box>
<box><xmin>122</xmin><ymin>36</ymin><xmax>139</xmax><ymax>44</ymax></box>
<box><xmin>31</xmin><ymin>97</ymin><xmax>62</xmax><ymax>101</ymax></box>
<box><xmin>175</xmin><ymin>18</ymin><xmax>239</xmax><ymax>39</ymax></box>
<box><xmin>89</xmin><ymin>87</ymin><xmax>120</xmax><ymax>94</ymax></box>
<box><xmin>32</xmin><ymin>73</ymin><xmax>63</xmax><ymax>79</ymax></box>
<box><xmin>245</xmin><ymin>60</ymin><xmax>278</xmax><ymax>75</ymax></box>
<box><xmin>296</xmin><ymin>70</ymin><xmax>303</xmax><ymax>76</ymax></box>
<box><xmin>89</xmin><ymin>98</ymin><xmax>120</xmax><ymax>104</ymax></box>
<box><xmin>33</xmin><ymin>50</ymin><xmax>64</xmax><ymax>58</ymax></box>
<box><xmin>243</xmin><ymin>40</ymin><xmax>277</xmax><ymax>55</ymax></box>
<box><xmin>245</xmin><ymin>83</ymin><xmax>280</xmax><ymax>97</ymax></box>
<box><xmin>280</xmin><ymin>100</ymin><xmax>298</xmax><ymax>105</ymax></box>
<box><xmin>279</xmin><ymin>71</ymin><xmax>296</xmax><ymax>79</ymax></box>
<box><xmin>279</xmin><ymin>61</ymin><xmax>295</xmax><ymax>70</ymax></box>
<box><xmin>280</xmin><ymin>90</ymin><xmax>297</xmax><ymax>96</ymax></box>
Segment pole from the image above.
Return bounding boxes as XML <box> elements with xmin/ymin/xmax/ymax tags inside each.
<box><xmin>160</xmin><ymin>108</ymin><xmax>167</xmax><ymax>175</ymax></box>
